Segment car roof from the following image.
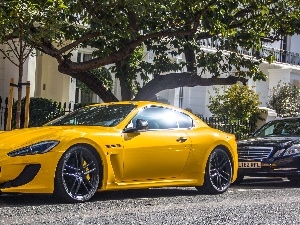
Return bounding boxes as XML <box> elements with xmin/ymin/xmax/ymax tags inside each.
<box><xmin>89</xmin><ymin>101</ymin><xmax>186</xmax><ymax>112</ymax></box>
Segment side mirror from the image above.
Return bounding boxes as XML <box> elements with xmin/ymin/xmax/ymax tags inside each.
<box><xmin>123</xmin><ymin>119</ymin><xmax>149</xmax><ymax>133</ymax></box>
<box><xmin>136</xmin><ymin>119</ymin><xmax>148</xmax><ymax>130</ymax></box>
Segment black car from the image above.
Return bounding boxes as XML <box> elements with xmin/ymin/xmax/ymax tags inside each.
<box><xmin>236</xmin><ymin>117</ymin><xmax>300</xmax><ymax>184</ymax></box>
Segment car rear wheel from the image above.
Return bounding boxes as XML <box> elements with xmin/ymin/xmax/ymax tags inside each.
<box><xmin>196</xmin><ymin>148</ymin><xmax>232</xmax><ymax>194</ymax></box>
<box><xmin>54</xmin><ymin>145</ymin><xmax>100</xmax><ymax>203</ymax></box>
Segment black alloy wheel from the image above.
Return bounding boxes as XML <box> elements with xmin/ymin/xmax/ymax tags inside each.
<box><xmin>196</xmin><ymin>148</ymin><xmax>232</xmax><ymax>194</ymax></box>
<box><xmin>55</xmin><ymin>145</ymin><xmax>100</xmax><ymax>202</ymax></box>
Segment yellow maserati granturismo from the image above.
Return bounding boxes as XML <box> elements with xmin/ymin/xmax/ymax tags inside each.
<box><xmin>0</xmin><ymin>101</ymin><xmax>237</xmax><ymax>202</ymax></box>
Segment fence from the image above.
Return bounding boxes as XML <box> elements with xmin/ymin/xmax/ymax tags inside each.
<box><xmin>0</xmin><ymin>96</ymin><xmax>84</xmax><ymax>131</ymax></box>
<box><xmin>0</xmin><ymin>96</ymin><xmax>7</xmax><ymax>131</ymax></box>
<box><xmin>197</xmin><ymin>115</ymin><xmax>257</xmax><ymax>140</ymax></box>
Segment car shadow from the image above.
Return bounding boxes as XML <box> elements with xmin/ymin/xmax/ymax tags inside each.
<box><xmin>0</xmin><ymin>187</ymin><xmax>199</xmax><ymax>207</ymax></box>
<box><xmin>1</xmin><ymin>178</ymin><xmax>299</xmax><ymax>207</ymax></box>
<box><xmin>231</xmin><ymin>177</ymin><xmax>300</xmax><ymax>189</ymax></box>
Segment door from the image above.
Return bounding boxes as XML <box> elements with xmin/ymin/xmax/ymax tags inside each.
<box><xmin>121</xmin><ymin>106</ymin><xmax>192</xmax><ymax>181</ymax></box>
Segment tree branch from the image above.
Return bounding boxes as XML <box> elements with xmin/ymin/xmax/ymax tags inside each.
<box><xmin>134</xmin><ymin>72</ymin><xmax>248</xmax><ymax>101</ymax></box>
<box><xmin>58</xmin><ymin>32</ymin><xmax>101</xmax><ymax>55</ymax></box>
<box><xmin>59</xmin><ymin>70</ymin><xmax>119</xmax><ymax>102</ymax></box>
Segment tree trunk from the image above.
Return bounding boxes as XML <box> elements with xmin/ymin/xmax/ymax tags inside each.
<box><xmin>16</xmin><ymin>33</ymin><xmax>24</xmax><ymax>129</ymax></box>
<box><xmin>59</xmin><ymin>69</ymin><xmax>119</xmax><ymax>102</ymax></box>
<box><xmin>184</xmin><ymin>43</ymin><xmax>197</xmax><ymax>73</ymax></box>
<box><xmin>16</xmin><ymin>63</ymin><xmax>23</xmax><ymax>129</ymax></box>
<box><xmin>115</xmin><ymin>61</ymin><xmax>134</xmax><ymax>101</ymax></box>
<box><xmin>134</xmin><ymin>72</ymin><xmax>247</xmax><ymax>100</ymax></box>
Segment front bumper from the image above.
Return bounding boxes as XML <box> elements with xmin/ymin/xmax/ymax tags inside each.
<box><xmin>0</xmin><ymin>151</ymin><xmax>62</xmax><ymax>194</ymax></box>
<box><xmin>0</xmin><ymin>164</ymin><xmax>41</xmax><ymax>189</ymax></box>
<box><xmin>238</xmin><ymin>155</ymin><xmax>300</xmax><ymax>177</ymax></box>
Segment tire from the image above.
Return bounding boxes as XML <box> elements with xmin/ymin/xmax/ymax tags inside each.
<box><xmin>54</xmin><ymin>145</ymin><xmax>100</xmax><ymax>203</ymax></box>
<box><xmin>196</xmin><ymin>148</ymin><xmax>232</xmax><ymax>194</ymax></box>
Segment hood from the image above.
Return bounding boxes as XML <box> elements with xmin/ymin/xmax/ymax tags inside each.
<box><xmin>0</xmin><ymin>126</ymin><xmax>114</xmax><ymax>150</ymax></box>
<box><xmin>238</xmin><ymin>136</ymin><xmax>300</xmax><ymax>148</ymax></box>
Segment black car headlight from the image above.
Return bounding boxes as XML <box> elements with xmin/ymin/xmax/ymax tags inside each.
<box><xmin>7</xmin><ymin>141</ymin><xmax>59</xmax><ymax>157</ymax></box>
<box><xmin>283</xmin><ymin>144</ymin><xmax>300</xmax><ymax>156</ymax></box>
<box><xmin>273</xmin><ymin>144</ymin><xmax>300</xmax><ymax>158</ymax></box>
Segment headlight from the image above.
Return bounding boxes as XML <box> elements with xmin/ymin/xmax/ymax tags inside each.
<box><xmin>283</xmin><ymin>144</ymin><xmax>300</xmax><ymax>156</ymax></box>
<box><xmin>273</xmin><ymin>144</ymin><xmax>300</xmax><ymax>158</ymax></box>
<box><xmin>273</xmin><ymin>149</ymin><xmax>285</xmax><ymax>158</ymax></box>
<box><xmin>7</xmin><ymin>141</ymin><xmax>59</xmax><ymax>157</ymax></box>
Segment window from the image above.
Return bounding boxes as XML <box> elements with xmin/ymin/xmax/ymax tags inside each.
<box><xmin>255</xmin><ymin>118</ymin><xmax>300</xmax><ymax>137</ymax></box>
<box><xmin>46</xmin><ymin>104</ymin><xmax>135</xmax><ymax>127</ymax></box>
<box><xmin>75</xmin><ymin>52</ymin><xmax>94</xmax><ymax>103</ymax></box>
<box><xmin>128</xmin><ymin>106</ymin><xmax>193</xmax><ymax>130</ymax></box>
<box><xmin>174</xmin><ymin>111</ymin><xmax>193</xmax><ymax>128</ymax></box>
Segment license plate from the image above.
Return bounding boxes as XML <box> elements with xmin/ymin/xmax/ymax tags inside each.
<box><xmin>239</xmin><ymin>162</ymin><xmax>261</xmax><ymax>168</ymax></box>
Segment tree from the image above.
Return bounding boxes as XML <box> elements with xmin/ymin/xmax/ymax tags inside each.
<box><xmin>208</xmin><ymin>84</ymin><xmax>261</xmax><ymax>138</ymax></box>
<box><xmin>208</xmin><ymin>84</ymin><xmax>261</xmax><ymax>122</ymax></box>
<box><xmin>3</xmin><ymin>1</ymin><xmax>300</xmax><ymax>102</ymax></box>
<box><xmin>111</xmin><ymin>46</ymin><xmax>147</xmax><ymax>100</ymax></box>
<box><xmin>0</xmin><ymin>0</ymin><xmax>67</xmax><ymax>128</ymax></box>
<box><xmin>267</xmin><ymin>83</ymin><xmax>300</xmax><ymax>117</ymax></box>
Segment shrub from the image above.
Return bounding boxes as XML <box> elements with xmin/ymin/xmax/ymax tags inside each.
<box><xmin>208</xmin><ymin>84</ymin><xmax>262</xmax><ymax>138</ymax></box>
<box><xmin>267</xmin><ymin>83</ymin><xmax>300</xmax><ymax>117</ymax></box>
<box><xmin>12</xmin><ymin>97</ymin><xmax>64</xmax><ymax>128</ymax></box>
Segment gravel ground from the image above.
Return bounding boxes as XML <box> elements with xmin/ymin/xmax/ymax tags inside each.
<box><xmin>0</xmin><ymin>179</ymin><xmax>300</xmax><ymax>224</ymax></box>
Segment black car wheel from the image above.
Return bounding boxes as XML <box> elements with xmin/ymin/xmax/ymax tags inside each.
<box><xmin>54</xmin><ymin>145</ymin><xmax>100</xmax><ymax>202</ymax></box>
<box><xmin>196</xmin><ymin>148</ymin><xmax>232</xmax><ymax>194</ymax></box>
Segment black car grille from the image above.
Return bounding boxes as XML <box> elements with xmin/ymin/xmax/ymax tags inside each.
<box><xmin>238</xmin><ymin>146</ymin><xmax>273</xmax><ymax>159</ymax></box>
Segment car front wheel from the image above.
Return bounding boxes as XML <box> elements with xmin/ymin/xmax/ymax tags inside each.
<box><xmin>54</xmin><ymin>145</ymin><xmax>100</xmax><ymax>202</ymax></box>
<box><xmin>196</xmin><ymin>148</ymin><xmax>232</xmax><ymax>194</ymax></box>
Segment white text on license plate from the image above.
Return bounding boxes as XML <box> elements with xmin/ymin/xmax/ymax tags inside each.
<box><xmin>239</xmin><ymin>162</ymin><xmax>261</xmax><ymax>168</ymax></box>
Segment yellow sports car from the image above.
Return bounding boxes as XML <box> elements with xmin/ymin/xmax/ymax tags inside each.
<box><xmin>0</xmin><ymin>101</ymin><xmax>237</xmax><ymax>202</ymax></box>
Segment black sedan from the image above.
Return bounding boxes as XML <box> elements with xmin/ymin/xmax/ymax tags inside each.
<box><xmin>236</xmin><ymin>117</ymin><xmax>300</xmax><ymax>184</ymax></box>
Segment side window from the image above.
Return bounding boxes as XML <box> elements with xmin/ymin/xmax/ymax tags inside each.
<box><xmin>174</xmin><ymin>111</ymin><xmax>193</xmax><ymax>129</ymax></box>
<box><xmin>264</xmin><ymin>125</ymin><xmax>275</xmax><ymax>136</ymax></box>
<box><xmin>128</xmin><ymin>106</ymin><xmax>178</xmax><ymax>129</ymax></box>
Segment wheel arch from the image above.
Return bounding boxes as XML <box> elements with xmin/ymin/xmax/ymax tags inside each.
<box><xmin>215</xmin><ymin>144</ymin><xmax>237</xmax><ymax>182</ymax></box>
<box><xmin>196</xmin><ymin>145</ymin><xmax>234</xmax><ymax>194</ymax></box>
<box><xmin>54</xmin><ymin>141</ymin><xmax>107</xmax><ymax>190</ymax></box>
<box><xmin>74</xmin><ymin>143</ymin><xmax>104</xmax><ymax>189</ymax></box>
<box><xmin>201</xmin><ymin>144</ymin><xmax>237</xmax><ymax>183</ymax></box>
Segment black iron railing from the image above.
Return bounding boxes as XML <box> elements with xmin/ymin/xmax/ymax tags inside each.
<box><xmin>196</xmin><ymin>115</ymin><xmax>257</xmax><ymax>140</ymax></box>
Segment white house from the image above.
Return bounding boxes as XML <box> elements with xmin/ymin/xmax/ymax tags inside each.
<box><xmin>0</xmin><ymin>35</ymin><xmax>300</xmax><ymax>120</ymax></box>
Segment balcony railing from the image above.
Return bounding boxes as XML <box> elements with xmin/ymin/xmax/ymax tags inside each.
<box><xmin>259</xmin><ymin>47</ymin><xmax>300</xmax><ymax>66</ymax></box>
<box><xmin>200</xmin><ymin>38</ymin><xmax>300</xmax><ymax>66</ymax></box>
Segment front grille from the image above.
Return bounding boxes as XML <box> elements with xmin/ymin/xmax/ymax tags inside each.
<box><xmin>238</xmin><ymin>146</ymin><xmax>273</xmax><ymax>159</ymax></box>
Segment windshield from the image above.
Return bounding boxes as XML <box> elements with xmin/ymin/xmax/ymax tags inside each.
<box><xmin>254</xmin><ymin>118</ymin><xmax>300</xmax><ymax>137</ymax></box>
<box><xmin>45</xmin><ymin>104</ymin><xmax>136</xmax><ymax>127</ymax></box>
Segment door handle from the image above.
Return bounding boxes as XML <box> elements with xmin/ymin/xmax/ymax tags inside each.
<box><xmin>176</xmin><ymin>137</ymin><xmax>187</xmax><ymax>142</ymax></box>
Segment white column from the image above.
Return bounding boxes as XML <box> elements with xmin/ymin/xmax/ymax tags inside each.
<box><xmin>174</xmin><ymin>87</ymin><xmax>180</xmax><ymax>108</ymax></box>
